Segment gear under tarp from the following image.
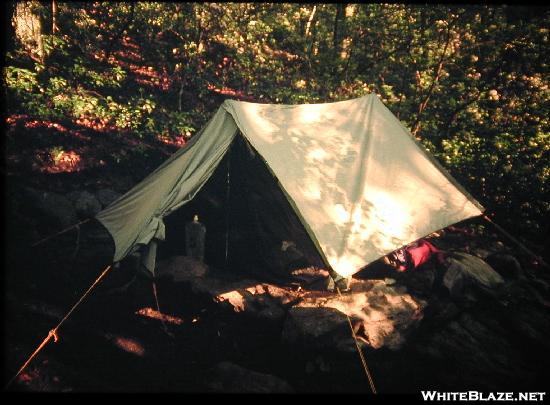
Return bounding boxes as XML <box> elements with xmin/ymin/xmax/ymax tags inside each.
<box><xmin>96</xmin><ymin>94</ymin><xmax>484</xmax><ymax>277</ymax></box>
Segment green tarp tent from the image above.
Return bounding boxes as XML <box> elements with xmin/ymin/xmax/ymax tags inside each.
<box><xmin>95</xmin><ymin>94</ymin><xmax>484</xmax><ymax>278</ymax></box>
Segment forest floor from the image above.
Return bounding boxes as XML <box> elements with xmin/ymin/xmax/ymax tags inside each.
<box><xmin>5</xmin><ymin>199</ymin><xmax>550</xmax><ymax>393</ymax></box>
<box><xmin>4</xmin><ymin>108</ymin><xmax>550</xmax><ymax>394</ymax></box>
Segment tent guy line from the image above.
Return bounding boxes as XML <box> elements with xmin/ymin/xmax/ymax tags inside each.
<box><xmin>30</xmin><ymin>218</ymin><xmax>90</xmax><ymax>248</ymax></box>
<box><xmin>335</xmin><ymin>285</ymin><xmax>377</xmax><ymax>394</ymax></box>
<box><xmin>6</xmin><ymin>265</ymin><xmax>113</xmax><ymax>389</ymax></box>
<box><xmin>482</xmin><ymin>215</ymin><xmax>548</xmax><ymax>269</ymax></box>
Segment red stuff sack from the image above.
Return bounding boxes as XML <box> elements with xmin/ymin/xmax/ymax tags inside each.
<box><xmin>390</xmin><ymin>239</ymin><xmax>444</xmax><ymax>272</ymax></box>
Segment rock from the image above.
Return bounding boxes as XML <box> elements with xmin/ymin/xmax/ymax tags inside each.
<box><xmin>96</xmin><ymin>188</ymin><xmax>122</xmax><ymax>208</ymax></box>
<box><xmin>257</xmin><ymin>302</ymin><xmax>286</xmax><ymax>322</ymax></box>
<box><xmin>71</xmin><ymin>191</ymin><xmax>102</xmax><ymax>218</ymax></box>
<box><xmin>204</xmin><ymin>361</ymin><xmax>294</xmax><ymax>393</ymax></box>
<box><xmin>384</xmin><ymin>277</ymin><xmax>396</xmax><ymax>286</ymax></box>
<box><xmin>282</xmin><ymin>306</ymin><xmax>349</xmax><ymax>350</ymax></box>
<box><xmin>65</xmin><ymin>191</ymin><xmax>81</xmax><ymax>203</ymax></box>
<box><xmin>305</xmin><ymin>355</ymin><xmax>331</xmax><ymax>374</ymax></box>
<box><xmin>443</xmin><ymin>252</ymin><xmax>504</xmax><ymax>300</ymax></box>
<box><xmin>7</xmin><ymin>208</ymin><xmax>41</xmax><ymax>247</ymax></box>
<box><xmin>156</xmin><ymin>256</ymin><xmax>208</xmax><ymax>282</ymax></box>
<box><xmin>210</xmin><ymin>282</ymin><xmax>298</xmax><ymax>322</ymax></box>
<box><xmin>412</xmin><ymin>303</ymin><xmax>550</xmax><ymax>391</ymax></box>
<box><xmin>155</xmin><ymin>256</ymin><xmax>300</xmax><ymax>321</ymax></box>
<box><xmin>499</xmin><ymin>279</ymin><xmax>550</xmax><ymax>314</ymax></box>
<box><xmin>443</xmin><ymin>265</ymin><xmax>467</xmax><ymax>299</ymax></box>
<box><xmin>110</xmin><ymin>175</ymin><xmax>135</xmax><ymax>194</ymax></box>
<box><xmin>291</xmin><ymin>267</ymin><xmax>329</xmax><ymax>284</ymax></box>
<box><xmin>282</xmin><ymin>279</ymin><xmax>426</xmax><ymax>351</ymax></box>
<box><xmin>23</xmin><ymin>187</ymin><xmax>78</xmax><ymax>228</ymax></box>
<box><xmin>470</xmin><ymin>248</ymin><xmax>493</xmax><ymax>259</ymax></box>
<box><xmin>423</xmin><ymin>296</ymin><xmax>461</xmax><ymax>323</ymax></box>
<box><xmin>400</xmin><ymin>266</ymin><xmax>437</xmax><ymax>296</ymax></box>
<box><xmin>485</xmin><ymin>253</ymin><xmax>523</xmax><ymax>279</ymax></box>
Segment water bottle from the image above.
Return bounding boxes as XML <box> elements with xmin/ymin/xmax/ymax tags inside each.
<box><xmin>185</xmin><ymin>214</ymin><xmax>206</xmax><ymax>261</ymax></box>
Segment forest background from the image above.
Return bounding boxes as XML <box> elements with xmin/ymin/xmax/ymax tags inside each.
<box><xmin>4</xmin><ymin>2</ymin><xmax>549</xmax><ymax>252</ymax></box>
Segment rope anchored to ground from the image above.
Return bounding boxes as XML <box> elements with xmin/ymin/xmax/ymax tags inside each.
<box><xmin>30</xmin><ymin>218</ymin><xmax>91</xmax><ymax>248</ymax></box>
<box><xmin>335</xmin><ymin>284</ymin><xmax>378</xmax><ymax>394</ymax></box>
<box><xmin>5</xmin><ymin>264</ymin><xmax>113</xmax><ymax>389</ymax></box>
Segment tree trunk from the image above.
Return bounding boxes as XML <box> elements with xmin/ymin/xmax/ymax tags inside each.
<box><xmin>178</xmin><ymin>82</ymin><xmax>185</xmax><ymax>112</ymax></box>
<box><xmin>333</xmin><ymin>3</ymin><xmax>345</xmax><ymax>57</ymax></box>
<box><xmin>51</xmin><ymin>0</ymin><xmax>58</xmax><ymax>33</ymax></box>
<box><xmin>4</xmin><ymin>1</ymin><xmax>17</xmax><ymax>54</ymax></box>
<box><xmin>13</xmin><ymin>1</ymin><xmax>45</xmax><ymax>63</ymax></box>
<box><xmin>305</xmin><ymin>5</ymin><xmax>317</xmax><ymax>37</ymax></box>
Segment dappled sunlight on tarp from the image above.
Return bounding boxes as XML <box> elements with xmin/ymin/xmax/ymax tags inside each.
<box><xmin>96</xmin><ymin>94</ymin><xmax>482</xmax><ymax>277</ymax></box>
<box><xmin>225</xmin><ymin>95</ymin><xmax>483</xmax><ymax>277</ymax></box>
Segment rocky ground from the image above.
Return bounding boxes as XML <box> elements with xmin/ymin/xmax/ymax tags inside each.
<box><xmin>4</xmin><ymin>177</ymin><xmax>550</xmax><ymax>393</ymax></box>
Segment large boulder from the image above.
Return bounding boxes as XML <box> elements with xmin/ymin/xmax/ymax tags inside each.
<box><xmin>291</xmin><ymin>267</ymin><xmax>329</xmax><ymax>284</ymax></box>
<box><xmin>67</xmin><ymin>191</ymin><xmax>102</xmax><ymax>218</ymax></box>
<box><xmin>282</xmin><ymin>279</ymin><xmax>426</xmax><ymax>352</ymax></box>
<box><xmin>207</xmin><ymin>281</ymin><xmax>298</xmax><ymax>322</ymax></box>
<box><xmin>96</xmin><ymin>188</ymin><xmax>122</xmax><ymax>208</ymax></box>
<box><xmin>23</xmin><ymin>187</ymin><xmax>78</xmax><ymax>228</ymax></box>
<box><xmin>204</xmin><ymin>361</ymin><xmax>294</xmax><ymax>393</ymax></box>
<box><xmin>282</xmin><ymin>306</ymin><xmax>349</xmax><ymax>350</ymax></box>
<box><xmin>400</xmin><ymin>266</ymin><xmax>437</xmax><ymax>296</ymax></box>
<box><xmin>155</xmin><ymin>256</ymin><xmax>301</xmax><ymax>322</ymax></box>
<box><xmin>443</xmin><ymin>252</ymin><xmax>505</xmax><ymax>300</ymax></box>
<box><xmin>485</xmin><ymin>253</ymin><xmax>523</xmax><ymax>280</ymax></box>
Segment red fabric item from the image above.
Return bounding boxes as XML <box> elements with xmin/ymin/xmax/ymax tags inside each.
<box><xmin>407</xmin><ymin>240</ymin><xmax>443</xmax><ymax>269</ymax></box>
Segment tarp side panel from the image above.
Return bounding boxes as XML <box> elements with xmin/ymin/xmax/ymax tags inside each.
<box><xmin>96</xmin><ymin>107</ymin><xmax>238</xmax><ymax>263</ymax></box>
<box><xmin>346</xmin><ymin>96</ymin><xmax>484</xmax><ymax>273</ymax></box>
<box><xmin>375</xmin><ymin>97</ymin><xmax>485</xmax><ymax>213</ymax></box>
<box><xmin>225</xmin><ymin>95</ymin><xmax>483</xmax><ymax>277</ymax></box>
<box><xmin>228</xmin><ymin>134</ymin><xmax>327</xmax><ymax>281</ymax></box>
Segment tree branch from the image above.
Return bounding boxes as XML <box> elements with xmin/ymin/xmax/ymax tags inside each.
<box><xmin>411</xmin><ymin>19</ymin><xmax>455</xmax><ymax>137</ymax></box>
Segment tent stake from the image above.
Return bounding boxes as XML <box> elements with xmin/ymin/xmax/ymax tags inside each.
<box><xmin>483</xmin><ymin>215</ymin><xmax>549</xmax><ymax>269</ymax></box>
